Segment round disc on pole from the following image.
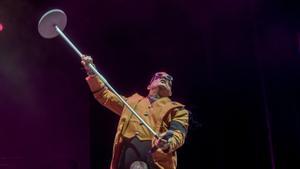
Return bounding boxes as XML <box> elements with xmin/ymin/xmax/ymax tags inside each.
<box><xmin>38</xmin><ymin>9</ymin><xmax>67</xmax><ymax>39</ymax></box>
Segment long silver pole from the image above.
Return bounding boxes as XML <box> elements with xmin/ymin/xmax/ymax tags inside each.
<box><xmin>55</xmin><ymin>26</ymin><xmax>83</xmax><ymax>57</ymax></box>
<box><xmin>54</xmin><ymin>25</ymin><xmax>159</xmax><ymax>138</ymax></box>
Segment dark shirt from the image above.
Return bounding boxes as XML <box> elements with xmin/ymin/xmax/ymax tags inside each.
<box><xmin>118</xmin><ymin>136</ymin><xmax>155</xmax><ymax>169</ymax></box>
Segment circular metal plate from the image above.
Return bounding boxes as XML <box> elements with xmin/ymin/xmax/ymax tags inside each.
<box><xmin>130</xmin><ymin>161</ymin><xmax>148</xmax><ymax>169</ymax></box>
<box><xmin>38</xmin><ymin>9</ymin><xmax>67</xmax><ymax>39</ymax></box>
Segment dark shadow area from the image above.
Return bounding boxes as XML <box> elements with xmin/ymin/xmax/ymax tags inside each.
<box><xmin>0</xmin><ymin>0</ymin><xmax>300</xmax><ymax>169</ymax></box>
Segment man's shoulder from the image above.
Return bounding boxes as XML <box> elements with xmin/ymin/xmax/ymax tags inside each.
<box><xmin>168</xmin><ymin>99</ymin><xmax>185</xmax><ymax>107</ymax></box>
<box><xmin>128</xmin><ymin>93</ymin><xmax>145</xmax><ymax>101</ymax></box>
<box><xmin>163</xmin><ymin>99</ymin><xmax>186</xmax><ymax>112</ymax></box>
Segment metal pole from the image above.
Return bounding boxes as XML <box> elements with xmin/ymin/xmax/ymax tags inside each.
<box><xmin>54</xmin><ymin>25</ymin><xmax>159</xmax><ymax>138</ymax></box>
<box><xmin>55</xmin><ymin>25</ymin><xmax>83</xmax><ymax>57</ymax></box>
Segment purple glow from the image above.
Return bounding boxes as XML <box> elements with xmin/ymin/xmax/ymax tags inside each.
<box><xmin>0</xmin><ymin>23</ymin><xmax>3</xmax><ymax>32</ymax></box>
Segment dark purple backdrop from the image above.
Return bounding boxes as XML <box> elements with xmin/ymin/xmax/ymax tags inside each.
<box><xmin>0</xmin><ymin>0</ymin><xmax>300</xmax><ymax>169</ymax></box>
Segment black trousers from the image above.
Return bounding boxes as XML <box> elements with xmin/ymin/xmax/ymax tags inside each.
<box><xmin>117</xmin><ymin>137</ymin><xmax>156</xmax><ymax>169</ymax></box>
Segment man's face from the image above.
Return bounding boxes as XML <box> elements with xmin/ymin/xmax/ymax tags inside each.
<box><xmin>148</xmin><ymin>72</ymin><xmax>173</xmax><ymax>97</ymax></box>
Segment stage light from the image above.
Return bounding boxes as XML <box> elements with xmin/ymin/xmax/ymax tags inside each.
<box><xmin>0</xmin><ymin>23</ymin><xmax>4</xmax><ymax>32</ymax></box>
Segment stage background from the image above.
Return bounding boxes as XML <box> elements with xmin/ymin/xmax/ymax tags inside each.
<box><xmin>0</xmin><ymin>0</ymin><xmax>300</xmax><ymax>168</ymax></box>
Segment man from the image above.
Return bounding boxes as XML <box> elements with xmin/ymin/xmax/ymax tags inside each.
<box><xmin>81</xmin><ymin>55</ymin><xmax>189</xmax><ymax>169</ymax></box>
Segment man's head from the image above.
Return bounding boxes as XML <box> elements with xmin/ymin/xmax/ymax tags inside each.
<box><xmin>147</xmin><ymin>72</ymin><xmax>173</xmax><ymax>97</ymax></box>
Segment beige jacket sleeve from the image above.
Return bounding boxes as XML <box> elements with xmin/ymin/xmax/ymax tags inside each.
<box><xmin>86</xmin><ymin>75</ymin><xmax>125</xmax><ymax>116</ymax></box>
<box><xmin>168</xmin><ymin>108</ymin><xmax>189</xmax><ymax>153</ymax></box>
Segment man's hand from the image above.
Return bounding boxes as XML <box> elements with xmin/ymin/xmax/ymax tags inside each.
<box><xmin>81</xmin><ymin>55</ymin><xmax>95</xmax><ymax>75</ymax></box>
<box><xmin>154</xmin><ymin>137</ymin><xmax>169</xmax><ymax>151</ymax></box>
<box><xmin>153</xmin><ymin>131</ymin><xmax>173</xmax><ymax>152</ymax></box>
<box><xmin>81</xmin><ymin>55</ymin><xmax>93</xmax><ymax>67</ymax></box>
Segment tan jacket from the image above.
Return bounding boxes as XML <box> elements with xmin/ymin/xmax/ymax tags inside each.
<box><xmin>86</xmin><ymin>75</ymin><xmax>189</xmax><ymax>169</ymax></box>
